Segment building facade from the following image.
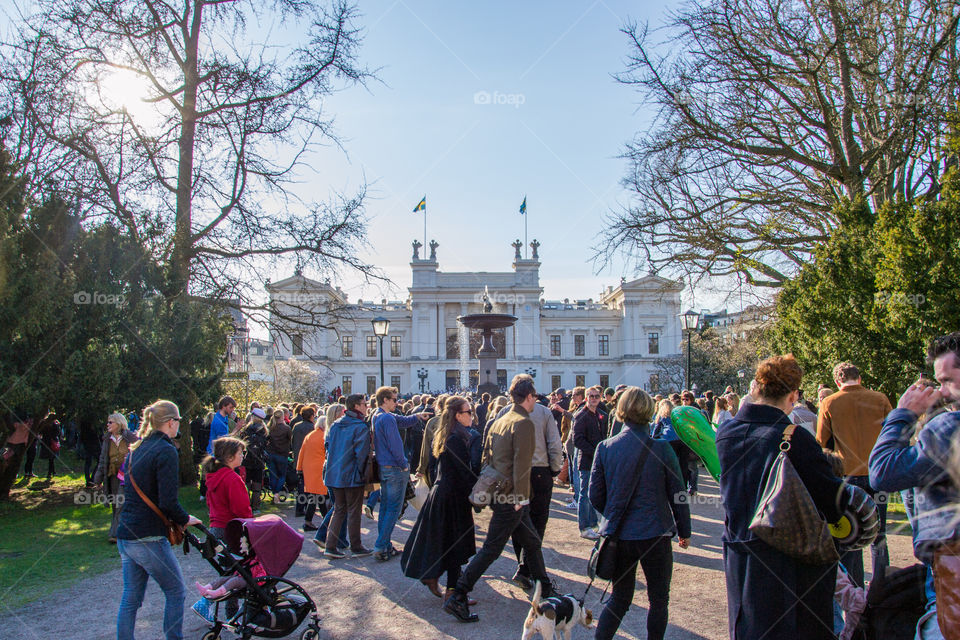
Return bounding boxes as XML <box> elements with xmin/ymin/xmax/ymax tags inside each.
<box><xmin>267</xmin><ymin>241</ymin><xmax>683</xmax><ymax>396</ymax></box>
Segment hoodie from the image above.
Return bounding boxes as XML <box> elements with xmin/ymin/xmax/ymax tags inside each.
<box><xmin>205</xmin><ymin>465</ymin><xmax>252</xmax><ymax>528</ymax></box>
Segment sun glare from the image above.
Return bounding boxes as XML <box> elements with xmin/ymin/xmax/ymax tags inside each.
<box><xmin>96</xmin><ymin>68</ymin><xmax>161</xmax><ymax>127</ymax></box>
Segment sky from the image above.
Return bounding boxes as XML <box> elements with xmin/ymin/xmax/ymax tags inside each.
<box><xmin>2</xmin><ymin>0</ymin><xmax>759</xmax><ymax>337</ymax></box>
<box><xmin>299</xmin><ymin>0</ymin><xmax>688</xmax><ymax>303</ymax></box>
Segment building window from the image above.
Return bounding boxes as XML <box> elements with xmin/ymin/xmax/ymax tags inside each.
<box><xmin>390</xmin><ymin>375</ymin><xmax>401</xmax><ymax>389</ymax></box>
<box><xmin>598</xmin><ymin>334</ymin><xmax>609</xmax><ymax>356</ymax></box>
<box><xmin>390</xmin><ymin>335</ymin><xmax>402</xmax><ymax>358</ymax></box>
<box><xmin>341</xmin><ymin>336</ymin><xmax>353</xmax><ymax>358</ymax></box>
<box><xmin>341</xmin><ymin>376</ymin><xmax>352</xmax><ymax>396</ymax></box>
<box><xmin>574</xmin><ymin>334</ymin><xmax>585</xmax><ymax>356</ymax></box>
<box><xmin>575</xmin><ymin>374</ymin><xmax>585</xmax><ymax>388</ymax></box>
<box><xmin>599</xmin><ymin>374</ymin><xmax>609</xmax><ymax>389</ymax></box>
<box><xmin>551</xmin><ymin>375</ymin><xmax>562</xmax><ymax>391</ymax></box>
<box><xmin>550</xmin><ymin>335</ymin><xmax>561</xmax><ymax>357</ymax></box>
<box><xmin>366</xmin><ymin>335</ymin><xmax>377</xmax><ymax>358</ymax></box>
<box><xmin>648</xmin><ymin>332</ymin><xmax>660</xmax><ymax>355</ymax></box>
<box><xmin>445</xmin><ymin>369</ymin><xmax>460</xmax><ymax>390</ymax></box>
<box><xmin>292</xmin><ymin>335</ymin><xmax>303</xmax><ymax>356</ymax></box>
<box><xmin>445</xmin><ymin>328</ymin><xmax>460</xmax><ymax>360</ymax></box>
<box><xmin>649</xmin><ymin>373</ymin><xmax>660</xmax><ymax>393</ymax></box>
<box><xmin>366</xmin><ymin>376</ymin><xmax>377</xmax><ymax>395</ymax></box>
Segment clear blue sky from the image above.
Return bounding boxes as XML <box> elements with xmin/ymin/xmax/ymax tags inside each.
<box><xmin>302</xmin><ymin>0</ymin><xmax>685</xmax><ymax>304</ymax></box>
<box><xmin>5</xmin><ymin>0</ymin><xmax>751</xmax><ymax>320</ymax></box>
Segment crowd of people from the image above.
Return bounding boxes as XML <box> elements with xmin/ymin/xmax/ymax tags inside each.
<box><xmin>3</xmin><ymin>330</ymin><xmax>960</xmax><ymax>640</ymax></box>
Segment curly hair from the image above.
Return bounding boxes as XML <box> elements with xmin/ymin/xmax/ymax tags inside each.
<box><xmin>755</xmin><ymin>355</ymin><xmax>803</xmax><ymax>400</ymax></box>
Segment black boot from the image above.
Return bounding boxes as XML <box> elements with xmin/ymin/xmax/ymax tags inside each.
<box><xmin>443</xmin><ymin>590</ymin><xmax>479</xmax><ymax>623</ymax></box>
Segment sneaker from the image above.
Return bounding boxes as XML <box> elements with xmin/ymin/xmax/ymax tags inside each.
<box><xmin>191</xmin><ymin>598</ymin><xmax>214</xmax><ymax>624</ymax></box>
<box><xmin>324</xmin><ymin>548</ymin><xmax>348</xmax><ymax>560</ymax></box>
<box><xmin>540</xmin><ymin>579</ymin><xmax>561</xmax><ymax>600</ymax></box>
<box><xmin>363</xmin><ymin>504</ymin><xmax>375</xmax><ymax>520</ymax></box>
<box><xmin>375</xmin><ymin>549</ymin><xmax>392</xmax><ymax>562</ymax></box>
<box><xmin>564</xmin><ymin>500</ymin><xmax>578</xmax><ymax>510</ymax></box>
<box><xmin>351</xmin><ymin>546</ymin><xmax>374</xmax><ymax>558</ymax></box>
<box><xmin>312</xmin><ymin>538</ymin><xmax>325</xmax><ymax>550</ymax></box>
<box><xmin>303</xmin><ymin>522</ymin><xmax>318</xmax><ymax>531</ymax></box>
<box><xmin>512</xmin><ymin>570</ymin><xmax>534</xmax><ymax>590</ymax></box>
<box><xmin>580</xmin><ymin>528</ymin><xmax>600</xmax><ymax>540</ymax></box>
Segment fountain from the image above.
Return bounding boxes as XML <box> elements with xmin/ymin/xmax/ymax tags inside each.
<box><xmin>457</xmin><ymin>286</ymin><xmax>518</xmax><ymax>395</ymax></box>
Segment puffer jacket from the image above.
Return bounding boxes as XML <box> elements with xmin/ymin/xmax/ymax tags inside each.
<box><xmin>589</xmin><ymin>421</ymin><xmax>691</xmax><ymax>540</ymax></box>
<box><xmin>323</xmin><ymin>410</ymin><xmax>370</xmax><ymax>489</ymax></box>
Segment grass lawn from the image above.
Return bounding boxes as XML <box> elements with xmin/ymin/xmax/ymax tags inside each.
<box><xmin>0</xmin><ymin>450</ymin><xmax>278</xmax><ymax>609</ymax></box>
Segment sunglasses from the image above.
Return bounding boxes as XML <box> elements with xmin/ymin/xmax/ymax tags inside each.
<box><xmin>458</xmin><ymin>409</ymin><xmax>474</xmax><ymax>415</ymax></box>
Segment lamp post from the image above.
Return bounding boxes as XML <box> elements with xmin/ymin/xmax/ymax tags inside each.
<box><xmin>737</xmin><ymin>368</ymin><xmax>746</xmax><ymax>394</ymax></box>
<box><xmin>371</xmin><ymin>316</ymin><xmax>390</xmax><ymax>387</ymax></box>
<box><xmin>417</xmin><ymin>368</ymin><xmax>428</xmax><ymax>393</ymax></box>
<box><xmin>680</xmin><ymin>309</ymin><xmax>700</xmax><ymax>391</ymax></box>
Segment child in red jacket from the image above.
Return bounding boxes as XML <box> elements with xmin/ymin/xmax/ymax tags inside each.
<box><xmin>203</xmin><ymin>437</ymin><xmax>252</xmax><ymax>540</ymax></box>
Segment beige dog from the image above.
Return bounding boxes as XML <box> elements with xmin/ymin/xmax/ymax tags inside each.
<box><xmin>521</xmin><ymin>581</ymin><xmax>595</xmax><ymax>640</ymax></box>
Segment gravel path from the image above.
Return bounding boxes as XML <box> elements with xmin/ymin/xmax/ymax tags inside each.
<box><xmin>6</xmin><ymin>474</ymin><xmax>916</xmax><ymax>640</ymax></box>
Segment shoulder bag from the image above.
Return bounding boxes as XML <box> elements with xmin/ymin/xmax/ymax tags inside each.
<box><xmin>589</xmin><ymin>438</ymin><xmax>654</xmax><ymax>581</ymax></box>
<box><xmin>934</xmin><ymin>540</ymin><xmax>960</xmax><ymax>640</ymax></box>
<box><xmin>748</xmin><ymin>424</ymin><xmax>838</xmax><ymax>565</ymax></box>
<box><xmin>127</xmin><ymin>452</ymin><xmax>185</xmax><ymax>546</ymax></box>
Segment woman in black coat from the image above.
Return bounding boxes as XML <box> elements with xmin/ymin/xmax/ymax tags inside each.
<box><xmin>716</xmin><ymin>355</ymin><xmax>845</xmax><ymax>640</ymax></box>
<box><xmin>401</xmin><ymin>396</ymin><xmax>479</xmax><ymax>600</ymax></box>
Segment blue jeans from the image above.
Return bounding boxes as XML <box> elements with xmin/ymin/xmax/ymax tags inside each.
<box><xmin>314</xmin><ymin>505</ymin><xmax>348</xmax><ymax>548</ymax></box>
<box><xmin>568</xmin><ymin>445</ymin><xmax>581</xmax><ymax>503</ymax></box>
<box><xmin>577</xmin><ymin>464</ymin><xmax>598</xmax><ymax>531</ymax></box>
<box><xmin>266</xmin><ymin>452</ymin><xmax>289</xmax><ymax>494</ymax></box>
<box><xmin>374</xmin><ymin>466</ymin><xmax>408</xmax><ymax>552</ymax></box>
<box><xmin>366</xmin><ymin>489</ymin><xmax>381</xmax><ymax>510</ymax></box>
<box><xmin>117</xmin><ymin>538</ymin><xmax>186</xmax><ymax>640</ymax></box>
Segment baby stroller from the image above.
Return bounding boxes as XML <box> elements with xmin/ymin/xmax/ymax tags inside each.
<box><xmin>185</xmin><ymin>515</ymin><xmax>321</xmax><ymax>640</ymax></box>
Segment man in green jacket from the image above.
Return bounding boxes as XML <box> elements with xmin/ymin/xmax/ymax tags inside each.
<box><xmin>443</xmin><ymin>375</ymin><xmax>557</xmax><ymax>623</ymax></box>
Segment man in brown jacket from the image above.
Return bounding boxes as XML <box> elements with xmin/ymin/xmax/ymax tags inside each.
<box><xmin>443</xmin><ymin>375</ymin><xmax>556</xmax><ymax>623</ymax></box>
<box><xmin>817</xmin><ymin>361</ymin><xmax>892</xmax><ymax>587</ymax></box>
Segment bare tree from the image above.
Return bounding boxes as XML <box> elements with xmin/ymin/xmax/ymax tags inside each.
<box><xmin>602</xmin><ymin>0</ymin><xmax>959</xmax><ymax>287</ymax></box>
<box><xmin>0</xmin><ymin>0</ymin><xmax>378</xmax><ymax>307</ymax></box>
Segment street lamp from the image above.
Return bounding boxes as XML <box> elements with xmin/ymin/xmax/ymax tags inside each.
<box><xmin>417</xmin><ymin>368</ymin><xmax>429</xmax><ymax>393</ymax></box>
<box><xmin>371</xmin><ymin>316</ymin><xmax>390</xmax><ymax>387</ymax></box>
<box><xmin>680</xmin><ymin>309</ymin><xmax>700</xmax><ymax>391</ymax></box>
<box><xmin>737</xmin><ymin>369</ymin><xmax>746</xmax><ymax>394</ymax></box>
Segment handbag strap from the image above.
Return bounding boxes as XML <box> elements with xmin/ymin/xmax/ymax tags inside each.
<box><xmin>610</xmin><ymin>437</ymin><xmax>656</xmax><ymax>538</ymax></box>
<box><xmin>127</xmin><ymin>451</ymin><xmax>175</xmax><ymax>530</ymax></box>
<box><xmin>779</xmin><ymin>424</ymin><xmax>799</xmax><ymax>452</ymax></box>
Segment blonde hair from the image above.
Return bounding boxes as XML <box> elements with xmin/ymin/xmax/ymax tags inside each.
<box><xmin>656</xmin><ymin>399</ymin><xmax>673</xmax><ymax>420</ymax></box>
<box><xmin>131</xmin><ymin>400</ymin><xmax>180</xmax><ymax>450</ymax></box>
<box><xmin>108</xmin><ymin>412</ymin><xmax>129</xmax><ymax>432</ymax></box>
<box><xmin>325</xmin><ymin>403</ymin><xmax>345</xmax><ymax>427</ymax></box>
<box><xmin>434</xmin><ymin>396</ymin><xmax>469</xmax><ymax>459</ymax></box>
<box><xmin>616</xmin><ymin>387</ymin><xmax>656</xmax><ymax>425</ymax></box>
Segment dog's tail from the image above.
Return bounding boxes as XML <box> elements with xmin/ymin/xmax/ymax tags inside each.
<box><xmin>531</xmin><ymin>579</ymin><xmax>543</xmax><ymax>615</ymax></box>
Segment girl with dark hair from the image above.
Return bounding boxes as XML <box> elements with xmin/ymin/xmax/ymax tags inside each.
<box><xmin>203</xmin><ymin>436</ymin><xmax>252</xmax><ymax>541</ymax></box>
<box><xmin>401</xmin><ymin>396</ymin><xmax>479</xmax><ymax>600</ymax></box>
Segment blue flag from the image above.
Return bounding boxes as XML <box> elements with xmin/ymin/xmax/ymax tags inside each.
<box><xmin>519</xmin><ymin>196</ymin><xmax>527</xmax><ymax>215</ymax></box>
<box><xmin>413</xmin><ymin>196</ymin><xmax>426</xmax><ymax>213</ymax></box>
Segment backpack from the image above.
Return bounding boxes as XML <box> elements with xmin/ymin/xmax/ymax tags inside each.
<box><xmin>860</xmin><ymin>564</ymin><xmax>928</xmax><ymax>640</ymax></box>
<box><xmin>242</xmin><ymin>426</ymin><xmax>268</xmax><ymax>470</ymax></box>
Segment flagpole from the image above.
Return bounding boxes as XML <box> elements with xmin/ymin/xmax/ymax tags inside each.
<box><xmin>423</xmin><ymin>206</ymin><xmax>427</xmax><ymax>257</ymax></box>
<box><xmin>524</xmin><ymin>201</ymin><xmax>528</xmax><ymax>259</ymax></box>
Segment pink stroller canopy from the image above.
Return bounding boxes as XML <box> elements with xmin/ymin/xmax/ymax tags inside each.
<box><xmin>225</xmin><ymin>514</ymin><xmax>304</xmax><ymax>576</ymax></box>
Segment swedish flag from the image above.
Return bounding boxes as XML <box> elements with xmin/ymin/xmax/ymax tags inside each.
<box><xmin>413</xmin><ymin>196</ymin><xmax>426</xmax><ymax>213</ymax></box>
<box><xmin>519</xmin><ymin>196</ymin><xmax>527</xmax><ymax>215</ymax></box>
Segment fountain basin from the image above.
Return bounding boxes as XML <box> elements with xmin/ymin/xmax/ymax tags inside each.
<box><xmin>457</xmin><ymin>313</ymin><xmax>517</xmax><ymax>330</ymax></box>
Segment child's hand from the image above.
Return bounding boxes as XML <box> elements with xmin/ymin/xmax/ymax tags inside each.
<box><xmin>186</xmin><ymin>515</ymin><xmax>202</xmax><ymax>526</ymax></box>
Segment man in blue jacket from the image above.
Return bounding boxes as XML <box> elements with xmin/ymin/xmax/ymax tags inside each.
<box><xmin>322</xmin><ymin>394</ymin><xmax>374</xmax><ymax>559</ymax></box>
<box><xmin>869</xmin><ymin>332</ymin><xmax>960</xmax><ymax>640</ymax></box>
<box><xmin>372</xmin><ymin>386</ymin><xmax>427</xmax><ymax>561</ymax></box>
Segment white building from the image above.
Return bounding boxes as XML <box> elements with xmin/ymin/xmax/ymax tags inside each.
<box><xmin>267</xmin><ymin>241</ymin><xmax>683</xmax><ymax>396</ymax></box>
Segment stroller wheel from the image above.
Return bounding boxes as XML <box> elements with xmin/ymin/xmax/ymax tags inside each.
<box><xmin>201</xmin><ymin>631</ymin><xmax>219</xmax><ymax>640</ymax></box>
<box><xmin>300</xmin><ymin>627</ymin><xmax>319</xmax><ymax>640</ymax></box>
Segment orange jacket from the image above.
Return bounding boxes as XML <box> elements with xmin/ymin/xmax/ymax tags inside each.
<box><xmin>296</xmin><ymin>428</ymin><xmax>327</xmax><ymax>495</ymax></box>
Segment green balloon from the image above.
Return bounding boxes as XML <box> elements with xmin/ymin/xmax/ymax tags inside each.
<box><xmin>669</xmin><ymin>406</ymin><xmax>722</xmax><ymax>481</ymax></box>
